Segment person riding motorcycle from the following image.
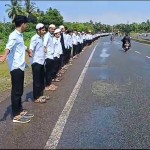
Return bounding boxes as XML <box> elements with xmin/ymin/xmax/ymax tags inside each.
<box><xmin>121</xmin><ymin>33</ymin><xmax>131</xmax><ymax>49</ymax></box>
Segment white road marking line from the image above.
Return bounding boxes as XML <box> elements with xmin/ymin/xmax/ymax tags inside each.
<box><xmin>135</xmin><ymin>51</ymin><xmax>141</xmax><ymax>54</ymax></box>
<box><xmin>146</xmin><ymin>56</ymin><xmax>150</xmax><ymax>59</ymax></box>
<box><xmin>44</xmin><ymin>43</ymin><xmax>99</xmax><ymax>149</ymax></box>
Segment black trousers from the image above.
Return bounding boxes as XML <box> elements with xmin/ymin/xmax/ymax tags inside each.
<box><xmin>32</xmin><ymin>63</ymin><xmax>45</xmax><ymax>100</ymax></box>
<box><xmin>45</xmin><ymin>58</ymin><xmax>54</xmax><ymax>86</ymax></box>
<box><xmin>10</xmin><ymin>69</ymin><xmax>24</xmax><ymax>117</ymax></box>
<box><xmin>65</xmin><ymin>48</ymin><xmax>71</xmax><ymax>65</ymax></box>
<box><xmin>73</xmin><ymin>44</ymin><xmax>77</xmax><ymax>56</ymax></box>
<box><xmin>53</xmin><ymin>57</ymin><xmax>61</xmax><ymax>78</ymax></box>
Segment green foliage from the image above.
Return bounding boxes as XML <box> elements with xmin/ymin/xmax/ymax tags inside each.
<box><xmin>26</xmin><ymin>23</ymin><xmax>36</xmax><ymax>32</ymax></box>
<box><xmin>39</xmin><ymin>7</ymin><xmax>64</xmax><ymax>26</ymax></box>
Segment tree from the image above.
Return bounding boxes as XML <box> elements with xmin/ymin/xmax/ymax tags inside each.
<box><xmin>5</xmin><ymin>0</ymin><xmax>23</xmax><ymax>21</ymax></box>
<box><xmin>39</xmin><ymin>7</ymin><xmax>63</xmax><ymax>26</ymax></box>
<box><xmin>24</xmin><ymin>0</ymin><xmax>37</xmax><ymax>17</ymax></box>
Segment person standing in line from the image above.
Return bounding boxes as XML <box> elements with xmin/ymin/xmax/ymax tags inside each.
<box><xmin>69</xmin><ymin>31</ymin><xmax>73</xmax><ymax>62</ymax></box>
<box><xmin>52</xmin><ymin>29</ymin><xmax>63</xmax><ymax>82</ymax></box>
<box><xmin>44</xmin><ymin>24</ymin><xmax>58</xmax><ymax>91</ymax></box>
<box><xmin>28</xmin><ymin>23</ymin><xmax>49</xmax><ymax>104</ymax></box>
<box><xmin>0</xmin><ymin>15</ymin><xmax>34</xmax><ymax>123</ymax></box>
<box><xmin>81</xmin><ymin>31</ymin><xmax>86</xmax><ymax>51</ymax></box>
<box><xmin>59</xmin><ymin>25</ymin><xmax>66</xmax><ymax>71</ymax></box>
<box><xmin>67</xmin><ymin>30</ymin><xmax>73</xmax><ymax>64</ymax></box>
<box><xmin>72</xmin><ymin>31</ymin><xmax>78</xmax><ymax>59</ymax></box>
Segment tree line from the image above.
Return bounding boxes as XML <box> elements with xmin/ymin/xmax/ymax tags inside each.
<box><xmin>2</xmin><ymin>0</ymin><xmax>150</xmax><ymax>36</ymax></box>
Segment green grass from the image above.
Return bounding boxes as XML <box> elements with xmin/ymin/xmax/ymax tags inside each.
<box><xmin>0</xmin><ymin>54</ymin><xmax>32</xmax><ymax>92</ymax></box>
<box><xmin>0</xmin><ymin>31</ymin><xmax>36</xmax><ymax>92</ymax></box>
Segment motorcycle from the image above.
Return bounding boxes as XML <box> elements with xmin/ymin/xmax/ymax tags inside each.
<box><xmin>123</xmin><ymin>41</ymin><xmax>130</xmax><ymax>52</ymax></box>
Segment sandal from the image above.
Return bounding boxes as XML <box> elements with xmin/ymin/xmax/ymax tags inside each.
<box><xmin>45</xmin><ymin>85</ymin><xmax>57</xmax><ymax>91</ymax></box>
<box><xmin>13</xmin><ymin>115</ymin><xmax>31</xmax><ymax>123</ymax></box>
<box><xmin>41</xmin><ymin>95</ymin><xmax>50</xmax><ymax>100</ymax></box>
<box><xmin>57</xmin><ymin>73</ymin><xmax>62</xmax><ymax>77</ymax></box>
<box><xmin>50</xmin><ymin>84</ymin><xmax>58</xmax><ymax>88</ymax></box>
<box><xmin>52</xmin><ymin>78</ymin><xmax>61</xmax><ymax>82</ymax></box>
<box><xmin>34</xmin><ymin>97</ymin><xmax>46</xmax><ymax>103</ymax></box>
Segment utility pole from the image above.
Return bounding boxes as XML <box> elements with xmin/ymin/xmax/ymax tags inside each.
<box><xmin>4</xmin><ymin>16</ymin><xmax>5</xmax><ymax>23</ymax></box>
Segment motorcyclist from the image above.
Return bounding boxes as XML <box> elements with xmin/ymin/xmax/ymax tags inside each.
<box><xmin>121</xmin><ymin>33</ymin><xmax>131</xmax><ymax>48</ymax></box>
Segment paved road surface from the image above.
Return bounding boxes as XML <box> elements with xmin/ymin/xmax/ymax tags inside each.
<box><xmin>0</xmin><ymin>37</ymin><xmax>149</xmax><ymax>149</ymax></box>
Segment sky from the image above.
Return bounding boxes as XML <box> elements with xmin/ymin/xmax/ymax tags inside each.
<box><xmin>0</xmin><ymin>1</ymin><xmax>150</xmax><ymax>25</ymax></box>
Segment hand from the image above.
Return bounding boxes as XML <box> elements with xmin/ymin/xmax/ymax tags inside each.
<box><xmin>27</xmin><ymin>51</ymin><xmax>32</xmax><ymax>57</ymax></box>
<box><xmin>44</xmin><ymin>47</ymin><xmax>47</xmax><ymax>53</ymax></box>
<box><xmin>0</xmin><ymin>55</ymin><xmax>7</xmax><ymax>63</ymax></box>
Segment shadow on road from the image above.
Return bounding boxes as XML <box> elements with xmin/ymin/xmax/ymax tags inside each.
<box><xmin>0</xmin><ymin>91</ymin><xmax>33</xmax><ymax>122</ymax></box>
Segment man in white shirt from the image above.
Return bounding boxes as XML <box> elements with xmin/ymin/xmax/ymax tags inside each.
<box><xmin>59</xmin><ymin>25</ymin><xmax>68</xmax><ymax>70</ymax></box>
<box><xmin>72</xmin><ymin>31</ymin><xmax>78</xmax><ymax>58</ymax></box>
<box><xmin>52</xmin><ymin>28</ymin><xmax>63</xmax><ymax>82</ymax></box>
<box><xmin>0</xmin><ymin>15</ymin><xmax>34</xmax><ymax>123</ymax></box>
<box><xmin>28</xmin><ymin>23</ymin><xmax>48</xmax><ymax>104</ymax></box>
<box><xmin>44</xmin><ymin>24</ymin><xmax>58</xmax><ymax>91</ymax></box>
<box><xmin>65</xmin><ymin>30</ymin><xmax>73</xmax><ymax>65</ymax></box>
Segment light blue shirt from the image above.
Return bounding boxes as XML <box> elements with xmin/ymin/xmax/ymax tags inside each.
<box><xmin>29</xmin><ymin>34</ymin><xmax>45</xmax><ymax>65</ymax></box>
<box><xmin>43</xmin><ymin>32</ymin><xmax>54</xmax><ymax>60</ymax></box>
<box><xmin>53</xmin><ymin>37</ymin><xmax>63</xmax><ymax>58</ymax></box>
<box><xmin>5</xmin><ymin>29</ymin><xmax>27</xmax><ymax>71</ymax></box>
<box><xmin>72</xmin><ymin>33</ymin><xmax>77</xmax><ymax>45</ymax></box>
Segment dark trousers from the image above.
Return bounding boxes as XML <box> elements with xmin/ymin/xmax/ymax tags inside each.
<box><xmin>77</xmin><ymin>43</ymin><xmax>80</xmax><ymax>54</ymax></box>
<box><xmin>53</xmin><ymin>57</ymin><xmax>61</xmax><ymax>78</ymax></box>
<box><xmin>60</xmin><ymin>54</ymin><xmax>64</xmax><ymax>68</ymax></box>
<box><xmin>65</xmin><ymin>48</ymin><xmax>71</xmax><ymax>65</ymax></box>
<box><xmin>32</xmin><ymin>63</ymin><xmax>45</xmax><ymax>100</ymax></box>
<box><xmin>73</xmin><ymin>44</ymin><xmax>77</xmax><ymax>56</ymax></box>
<box><xmin>45</xmin><ymin>58</ymin><xmax>54</xmax><ymax>86</ymax></box>
<box><xmin>10</xmin><ymin>69</ymin><xmax>24</xmax><ymax>117</ymax></box>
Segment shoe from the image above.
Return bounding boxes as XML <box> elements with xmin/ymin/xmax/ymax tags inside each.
<box><xmin>22</xmin><ymin>113</ymin><xmax>34</xmax><ymax>118</ymax></box>
<box><xmin>13</xmin><ymin>115</ymin><xmax>31</xmax><ymax>123</ymax></box>
<box><xmin>20</xmin><ymin>110</ymin><xmax>34</xmax><ymax>118</ymax></box>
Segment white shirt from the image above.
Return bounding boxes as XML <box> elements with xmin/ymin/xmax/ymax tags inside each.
<box><xmin>82</xmin><ymin>34</ymin><xmax>86</xmax><ymax>40</ymax></box>
<box><xmin>66</xmin><ymin>34</ymin><xmax>73</xmax><ymax>48</ymax></box>
<box><xmin>68</xmin><ymin>35</ymin><xmax>73</xmax><ymax>48</ymax></box>
<box><xmin>72</xmin><ymin>33</ymin><xmax>77</xmax><ymax>45</ymax></box>
<box><xmin>43</xmin><ymin>32</ymin><xmax>54</xmax><ymax>60</ymax></box>
<box><xmin>63</xmin><ymin>32</ymin><xmax>68</xmax><ymax>49</ymax></box>
<box><xmin>85</xmin><ymin>34</ymin><xmax>91</xmax><ymax>40</ymax></box>
<box><xmin>53</xmin><ymin>37</ymin><xmax>63</xmax><ymax>58</ymax></box>
<box><xmin>5</xmin><ymin>29</ymin><xmax>27</xmax><ymax>71</ymax></box>
<box><xmin>79</xmin><ymin>35</ymin><xmax>83</xmax><ymax>43</ymax></box>
<box><xmin>29</xmin><ymin>34</ymin><xmax>45</xmax><ymax>65</ymax></box>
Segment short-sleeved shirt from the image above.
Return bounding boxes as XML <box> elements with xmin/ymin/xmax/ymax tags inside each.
<box><xmin>5</xmin><ymin>29</ymin><xmax>27</xmax><ymax>72</ymax></box>
<box><xmin>43</xmin><ymin>32</ymin><xmax>54</xmax><ymax>60</ymax></box>
<box><xmin>29</xmin><ymin>34</ymin><xmax>45</xmax><ymax>65</ymax></box>
<box><xmin>72</xmin><ymin>33</ymin><xmax>77</xmax><ymax>45</ymax></box>
<box><xmin>53</xmin><ymin>37</ymin><xmax>63</xmax><ymax>58</ymax></box>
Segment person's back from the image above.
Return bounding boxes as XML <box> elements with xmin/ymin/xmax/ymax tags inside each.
<box><xmin>122</xmin><ymin>34</ymin><xmax>130</xmax><ymax>44</ymax></box>
<box><xmin>121</xmin><ymin>34</ymin><xmax>131</xmax><ymax>48</ymax></box>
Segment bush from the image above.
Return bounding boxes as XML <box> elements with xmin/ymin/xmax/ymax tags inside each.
<box><xmin>26</xmin><ymin>23</ymin><xmax>36</xmax><ymax>32</ymax></box>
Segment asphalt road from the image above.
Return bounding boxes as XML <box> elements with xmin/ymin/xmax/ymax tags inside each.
<box><xmin>0</xmin><ymin>37</ymin><xmax>150</xmax><ymax>149</ymax></box>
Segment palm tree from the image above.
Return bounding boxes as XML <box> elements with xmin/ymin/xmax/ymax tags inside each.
<box><xmin>24</xmin><ymin>0</ymin><xmax>37</xmax><ymax>17</ymax></box>
<box><xmin>5</xmin><ymin>0</ymin><xmax>23</xmax><ymax>21</ymax></box>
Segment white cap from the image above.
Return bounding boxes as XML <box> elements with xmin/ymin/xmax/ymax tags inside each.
<box><xmin>54</xmin><ymin>28</ymin><xmax>61</xmax><ymax>34</ymax></box>
<box><xmin>59</xmin><ymin>25</ymin><xmax>64</xmax><ymax>30</ymax></box>
<box><xmin>36</xmin><ymin>23</ymin><xmax>44</xmax><ymax>30</ymax></box>
<box><xmin>49</xmin><ymin>24</ymin><xmax>56</xmax><ymax>28</ymax></box>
